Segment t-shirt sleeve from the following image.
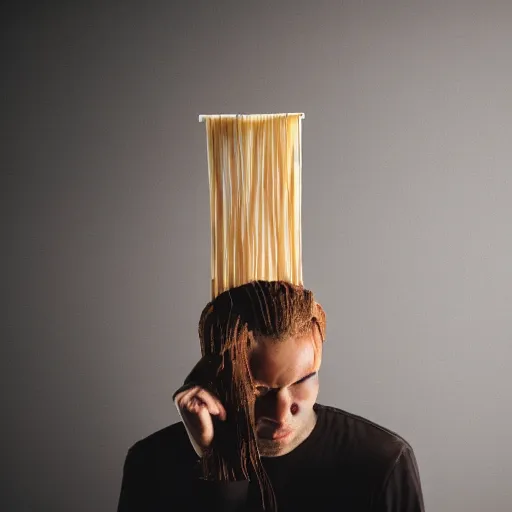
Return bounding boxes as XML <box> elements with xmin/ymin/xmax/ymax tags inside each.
<box><xmin>376</xmin><ymin>445</ymin><xmax>425</xmax><ymax>512</ymax></box>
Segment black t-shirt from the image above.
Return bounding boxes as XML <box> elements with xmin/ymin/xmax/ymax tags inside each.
<box><xmin>117</xmin><ymin>403</ymin><xmax>425</xmax><ymax>511</ymax></box>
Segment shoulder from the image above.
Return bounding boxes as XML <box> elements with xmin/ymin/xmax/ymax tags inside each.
<box><xmin>118</xmin><ymin>423</ymin><xmax>203</xmax><ymax>508</ymax></box>
<box><xmin>315</xmin><ymin>405</ymin><xmax>424</xmax><ymax>508</ymax></box>
<box><xmin>125</xmin><ymin>421</ymin><xmax>196</xmax><ymax>469</ymax></box>
<box><xmin>314</xmin><ymin>404</ymin><xmax>416</xmax><ymax>478</ymax></box>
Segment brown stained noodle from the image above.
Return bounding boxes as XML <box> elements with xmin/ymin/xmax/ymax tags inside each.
<box><xmin>198</xmin><ymin>281</ymin><xmax>326</xmax><ymax>512</ymax></box>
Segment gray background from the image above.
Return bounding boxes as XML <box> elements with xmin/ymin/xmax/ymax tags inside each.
<box><xmin>4</xmin><ymin>1</ymin><xmax>512</xmax><ymax>511</ymax></box>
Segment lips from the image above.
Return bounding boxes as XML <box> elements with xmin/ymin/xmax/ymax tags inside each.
<box><xmin>271</xmin><ymin>430</ymin><xmax>292</xmax><ymax>440</ymax></box>
<box><xmin>258</xmin><ymin>428</ymin><xmax>293</xmax><ymax>441</ymax></box>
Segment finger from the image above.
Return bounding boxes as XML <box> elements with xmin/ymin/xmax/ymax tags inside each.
<box><xmin>175</xmin><ymin>386</ymin><xmax>226</xmax><ymax>421</ymax></box>
<box><xmin>188</xmin><ymin>397</ymin><xmax>208</xmax><ymax>415</ymax></box>
<box><xmin>203</xmin><ymin>392</ymin><xmax>226</xmax><ymax>420</ymax></box>
<box><xmin>194</xmin><ymin>389</ymin><xmax>226</xmax><ymax>419</ymax></box>
<box><xmin>193</xmin><ymin>389</ymin><xmax>220</xmax><ymax>415</ymax></box>
<box><xmin>178</xmin><ymin>388</ymin><xmax>216</xmax><ymax>420</ymax></box>
<box><xmin>175</xmin><ymin>385</ymin><xmax>199</xmax><ymax>405</ymax></box>
<box><xmin>175</xmin><ymin>385</ymin><xmax>200</xmax><ymax>409</ymax></box>
<box><xmin>216</xmin><ymin>401</ymin><xmax>227</xmax><ymax>421</ymax></box>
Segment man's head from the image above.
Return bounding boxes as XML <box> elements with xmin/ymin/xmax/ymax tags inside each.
<box><xmin>198</xmin><ymin>280</ymin><xmax>326</xmax><ymax>455</ymax></box>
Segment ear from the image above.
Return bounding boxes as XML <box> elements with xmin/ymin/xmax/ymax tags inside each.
<box><xmin>312</xmin><ymin>302</ymin><xmax>326</xmax><ymax>343</ymax></box>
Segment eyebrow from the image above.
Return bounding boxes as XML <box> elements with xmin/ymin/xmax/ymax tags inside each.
<box><xmin>256</xmin><ymin>371</ymin><xmax>317</xmax><ymax>391</ymax></box>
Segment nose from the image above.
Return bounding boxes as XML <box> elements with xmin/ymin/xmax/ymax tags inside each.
<box><xmin>257</xmin><ymin>388</ymin><xmax>292</xmax><ymax>425</ymax></box>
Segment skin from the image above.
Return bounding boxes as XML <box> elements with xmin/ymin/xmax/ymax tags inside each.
<box><xmin>174</xmin><ymin>384</ymin><xmax>227</xmax><ymax>457</ymax></box>
<box><xmin>175</xmin><ymin>326</ymin><xmax>322</xmax><ymax>459</ymax></box>
<box><xmin>250</xmin><ymin>327</ymin><xmax>322</xmax><ymax>457</ymax></box>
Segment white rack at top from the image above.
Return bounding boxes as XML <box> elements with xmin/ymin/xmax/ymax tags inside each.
<box><xmin>198</xmin><ymin>113</ymin><xmax>305</xmax><ymax>122</ymax></box>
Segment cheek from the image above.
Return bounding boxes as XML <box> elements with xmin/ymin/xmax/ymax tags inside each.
<box><xmin>292</xmin><ymin>378</ymin><xmax>319</xmax><ymax>403</ymax></box>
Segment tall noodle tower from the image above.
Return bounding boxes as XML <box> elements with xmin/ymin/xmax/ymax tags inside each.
<box><xmin>193</xmin><ymin>113</ymin><xmax>324</xmax><ymax>512</ymax></box>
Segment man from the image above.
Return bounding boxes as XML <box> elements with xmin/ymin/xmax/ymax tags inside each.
<box><xmin>117</xmin><ymin>281</ymin><xmax>425</xmax><ymax>511</ymax></box>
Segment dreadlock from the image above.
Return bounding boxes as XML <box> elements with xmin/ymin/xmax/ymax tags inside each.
<box><xmin>193</xmin><ymin>280</ymin><xmax>326</xmax><ymax>511</ymax></box>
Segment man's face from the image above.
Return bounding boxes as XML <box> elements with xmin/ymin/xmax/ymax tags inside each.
<box><xmin>248</xmin><ymin>327</ymin><xmax>322</xmax><ymax>457</ymax></box>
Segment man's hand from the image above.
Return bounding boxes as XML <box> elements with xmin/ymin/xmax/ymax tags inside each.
<box><xmin>174</xmin><ymin>385</ymin><xmax>227</xmax><ymax>457</ymax></box>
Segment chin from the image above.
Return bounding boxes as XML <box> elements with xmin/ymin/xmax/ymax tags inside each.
<box><xmin>257</xmin><ymin>434</ymin><xmax>295</xmax><ymax>456</ymax></box>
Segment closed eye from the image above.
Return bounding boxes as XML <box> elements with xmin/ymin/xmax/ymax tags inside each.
<box><xmin>294</xmin><ymin>372</ymin><xmax>317</xmax><ymax>385</ymax></box>
<box><xmin>255</xmin><ymin>372</ymin><xmax>317</xmax><ymax>396</ymax></box>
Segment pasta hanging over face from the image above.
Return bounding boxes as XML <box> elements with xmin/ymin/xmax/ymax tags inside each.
<box><xmin>196</xmin><ymin>280</ymin><xmax>326</xmax><ymax>512</ymax></box>
<box><xmin>204</xmin><ymin>114</ymin><xmax>303</xmax><ymax>298</ymax></box>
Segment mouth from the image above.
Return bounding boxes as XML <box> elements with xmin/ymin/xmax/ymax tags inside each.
<box><xmin>271</xmin><ymin>430</ymin><xmax>292</xmax><ymax>441</ymax></box>
<box><xmin>258</xmin><ymin>429</ymin><xmax>293</xmax><ymax>441</ymax></box>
